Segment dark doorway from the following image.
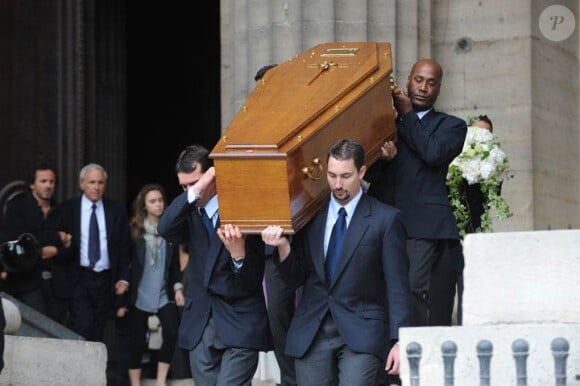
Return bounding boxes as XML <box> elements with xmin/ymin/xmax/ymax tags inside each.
<box><xmin>126</xmin><ymin>3</ymin><xmax>221</xmax><ymax>209</ymax></box>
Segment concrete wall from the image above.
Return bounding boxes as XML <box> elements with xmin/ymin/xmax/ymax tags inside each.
<box><xmin>531</xmin><ymin>0</ymin><xmax>580</xmax><ymax>230</ymax></box>
<box><xmin>462</xmin><ymin>229</ymin><xmax>580</xmax><ymax>325</ymax></box>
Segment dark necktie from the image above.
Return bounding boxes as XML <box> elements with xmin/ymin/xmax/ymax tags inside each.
<box><xmin>325</xmin><ymin>207</ymin><xmax>347</xmax><ymax>282</ymax></box>
<box><xmin>199</xmin><ymin>207</ymin><xmax>215</xmax><ymax>242</ymax></box>
<box><xmin>88</xmin><ymin>203</ymin><xmax>100</xmax><ymax>268</ymax></box>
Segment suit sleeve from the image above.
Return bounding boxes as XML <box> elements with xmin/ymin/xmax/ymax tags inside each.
<box><xmin>397</xmin><ymin>112</ymin><xmax>467</xmax><ymax>167</ymax></box>
<box><xmin>382</xmin><ymin>210</ymin><xmax>413</xmax><ymax>339</ymax></box>
<box><xmin>157</xmin><ymin>192</ymin><xmax>195</xmax><ymax>244</ymax></box>
<box><xmin>225</xmin><ymin>235</ymin><xmax>266</xmax><ymax>294</ymax></box>
<box><xmin>277</xmin><ymin>231</ymin><xmax>310</xmax><ymax>291</ymax></box>
<box><xmin>157</xmin><ymin>191</ymin><xmax>193</xmax><ymax>244</ymax></box>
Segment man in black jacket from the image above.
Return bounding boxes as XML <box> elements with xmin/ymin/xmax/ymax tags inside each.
<box><xmin>368</xmin><ymin>59</ymin><xmax>467</xmax><ymax>327</ymax></box>
<box><xmin>2</xmin><ymin>162</ymin><xmax>72</xmax><ymax>322</ymax></box>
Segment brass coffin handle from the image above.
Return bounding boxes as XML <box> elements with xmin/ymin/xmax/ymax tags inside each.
<box><xmin>302</xmin><ymin>158</ymin><xmax>324</xmax><ymax>180</ymax></box>
<box><xmin>389</xmin><ymin>76</ymin><xmax>401</xmax><ymax>95</ymax></box>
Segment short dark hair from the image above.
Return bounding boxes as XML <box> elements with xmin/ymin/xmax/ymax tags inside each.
<box><xmin>175</xmin><ymin>145</ymin><xmax>212</xmax><ymax>174</ymax></box>
<box><xmin>27</xmin><ymin>161</ymin><xmax>57</xmax><ymax>185</ymax></box>
<box><xmin>471</xmin><ymin>114</ymin><xmax>493</xmax><ymax>131</ymax></box>
<box><xmin>254</xmin><ymin>64</ymin><xmax>278</xmax><ymax>82</ymax></box>
<box><xmin>327</xmin><ymin>139</ymin><xmax>365</xmax><ymax>170</ymax></box>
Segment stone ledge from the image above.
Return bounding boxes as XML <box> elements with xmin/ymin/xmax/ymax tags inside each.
<box><xmin>1</xmin><ymin>336</ymin><xmax>107</xmax><ymax>385</ymax></box>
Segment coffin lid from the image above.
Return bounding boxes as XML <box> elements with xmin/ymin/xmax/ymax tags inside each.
<box><xmin>212</xmin><ymin>42</ymin><xmax>391</xmax><ymax>154</ymax></box>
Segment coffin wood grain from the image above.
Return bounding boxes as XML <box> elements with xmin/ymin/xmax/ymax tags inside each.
<box><xmin>211</xmin><ymin>41</ymin><xmax>395</xmax><ymax>234</ymax></box>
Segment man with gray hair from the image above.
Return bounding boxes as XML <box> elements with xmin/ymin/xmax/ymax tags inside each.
<box><xmin>62</xmin><ymin>163</ymin><xmax>131</xmax><ymax>342</ymax></box>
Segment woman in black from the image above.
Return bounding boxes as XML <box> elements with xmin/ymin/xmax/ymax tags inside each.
<box><xmin>125</xmin><ymin>184</ymin><xmax>182</xmax><ymax>386</ymax></box>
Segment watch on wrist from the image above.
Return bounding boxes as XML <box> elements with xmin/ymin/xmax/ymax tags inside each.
<box><xmin>232</xmin><ymin>256</ymin><xmax>245</xmax><ymax>262</ymax></box>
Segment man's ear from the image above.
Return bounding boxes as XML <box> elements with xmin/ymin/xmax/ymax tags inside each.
<box><xmin>359</xmin><ymin>164</ymin><xmax>367</xmax><ymax>180</ymax></box>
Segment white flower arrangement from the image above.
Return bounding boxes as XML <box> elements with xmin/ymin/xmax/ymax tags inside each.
<box><xmin>447</xmin><ymin>125</ymin><xmax>513</xmax><ymax>237</ymax></box>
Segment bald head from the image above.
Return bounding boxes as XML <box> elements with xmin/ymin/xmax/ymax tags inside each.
<box><xmin>406</xmin><ymin>59</ymin><xmax>443</xmax><ymax>111</ymax></box>
<box><xmin>410</xmin><ymin>59</ymin><xmax>443</xmax><ymax>82</ymax></box>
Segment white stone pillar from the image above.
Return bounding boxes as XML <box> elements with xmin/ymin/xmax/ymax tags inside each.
<box><xmin>2</xmin><ymin>298</ymin><xmax>21</xmax><ymax>334</ymax></box>
<box><xmin>272</xmin><ymin>0</ymin><xmax>302</xmax><ymax>63</ymax></box>
<box><xmin>303</xmin><ymin>0</ymin><xmax>335</xmax><ymax>48</ymax></box>
<box><xmin>335</xmin><ymin>0</ymin><xmax>368</xmax><ymax>41</ymax></box>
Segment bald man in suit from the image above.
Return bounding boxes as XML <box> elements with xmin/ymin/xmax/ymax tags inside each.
<box><xmin>367</xmin><ymin>59</ymin><xmax>467</xmax><ymax>329</ymax></box>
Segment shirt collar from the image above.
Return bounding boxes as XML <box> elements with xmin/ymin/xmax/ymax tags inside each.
<box><xmin>416</xmin><ymin>108</ymin><xmax>432</xmax><ymax>120</ymax></box>
<box><xmin>203</xmin><ymin>195</ymin><xmax>219</xmax><ymax>219</ymax></box>
<box><xmin>82</xmin><ymin>195</ymin><xmax>101</xmax><ymax>210</ymax></box>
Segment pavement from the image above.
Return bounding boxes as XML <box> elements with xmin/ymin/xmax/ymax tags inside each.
<box><xmin>140</xmin><ymin>379</ymin><xmax>277</xmax><ymax>386</ymax></box>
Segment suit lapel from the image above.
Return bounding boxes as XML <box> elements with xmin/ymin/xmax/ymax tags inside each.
<box><xmin>74</xmin><ymin>198</ymin><xmax>82</xmax><ymax>252</ymax></box>
<box><xmin>199</xmin><ymin>213</ymin><xmax>222</xmax><ymax>288</ymax></box>
<box><xmin>103</xmin><ymin>200</ymin><xmax>113</xmax><ymax>244</ymax></box>
<box><xmin>420</xmin><ymin>109</ymin><xmax>439</xmax><ymax>135</ymax></box>
<box><xmin>203</xmin><ymin>235</ymin><xmax>222</xmax><ymax>286</ymax></box>
<box><xmin>309</xmin><ymin>205</ymin><xmax>328</xmax><ymax>284</ymax></box>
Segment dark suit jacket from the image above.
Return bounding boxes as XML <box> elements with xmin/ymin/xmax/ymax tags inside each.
<box><xmin>277</xmin><ymin>194</ymin><xmax>413</xmax><ymax>360</ymax></box>
<box><xmin>62</xmin><ymin>196</ymin><xmax>131</xmax><ymax>292</ymax></box>
<box><xmin>368</xmin><ymin>109</ymin><xmax>467</xmax><ymax>240</ymax></box>
<box><xmin>157</xmin><ymin>191</ymin><xmax>272</xmax><ymax>352</ymax></box>
<box><xmin>3</xmin><ymin>193</ymin><xmax>69</xmax><ymax>296</ymax></box>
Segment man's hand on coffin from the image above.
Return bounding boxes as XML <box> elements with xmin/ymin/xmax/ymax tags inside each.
<box><xmin>391</xmin><ymin>84</ymin><xmax>413</xmax><ymax>116</ymax></box>
<box><xmin>261</xmin><ymin>226</ymin><xmax>291</xmax><ymax>262</ymax></box>
<box><xmin>191</xmin><ymin>166</ymin><xmax>217</xmax><ymax>206</ymax></box>
<box><xmin>380</xmin><ymin>140</ymin><xmax>398</xmax><ymax>161</ymax></box>
<box><xmin>217</xmin><ymin>224</ymin><xmax>245</xmax><ymax>258</ymax></box>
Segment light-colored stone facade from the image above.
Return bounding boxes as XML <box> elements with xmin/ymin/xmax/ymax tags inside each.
<box><xmin>463</xmin><ymin>229</ymin><xmax>580</xmax><ymax>325</ymax></box>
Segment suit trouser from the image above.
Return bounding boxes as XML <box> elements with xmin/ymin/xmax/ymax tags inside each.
<box><xmin>407</xmin><ymin>238</ymin><xmax>460</xmax><ymax>326</ymax></box>
<box><xmin>264</xmin><ymin>256</ymin><xmax>297</xmax><ymax>386</ymax></box>
<box><xmin>295</xmin><ymin>313</ymin><xmax>382</xmax><ymax>386</ymax></box>
<box><xmin>41</xmin><ymin>276</ymin><xmax>70</xmax><ymax>325</ymax></box>
<box><xmin>70</xmin><ymin>268</ymin><xmax>112</xmax><ymax>342</ymax></box>
<box><xmin>188</xmin><ymin>315</ymin><xmax>258</xmax><ymax>386</ymax></box>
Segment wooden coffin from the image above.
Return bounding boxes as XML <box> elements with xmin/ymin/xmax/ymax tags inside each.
<box><xmin>210</xmin><ymin>41</ymin><xmax>396</xmax><ymax>234</ymax></box>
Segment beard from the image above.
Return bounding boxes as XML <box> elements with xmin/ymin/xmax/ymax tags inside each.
<box><xmin>331</xmin><ymin>189</ymin><xmax>351</xmax><ymax>204</ymax></box>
